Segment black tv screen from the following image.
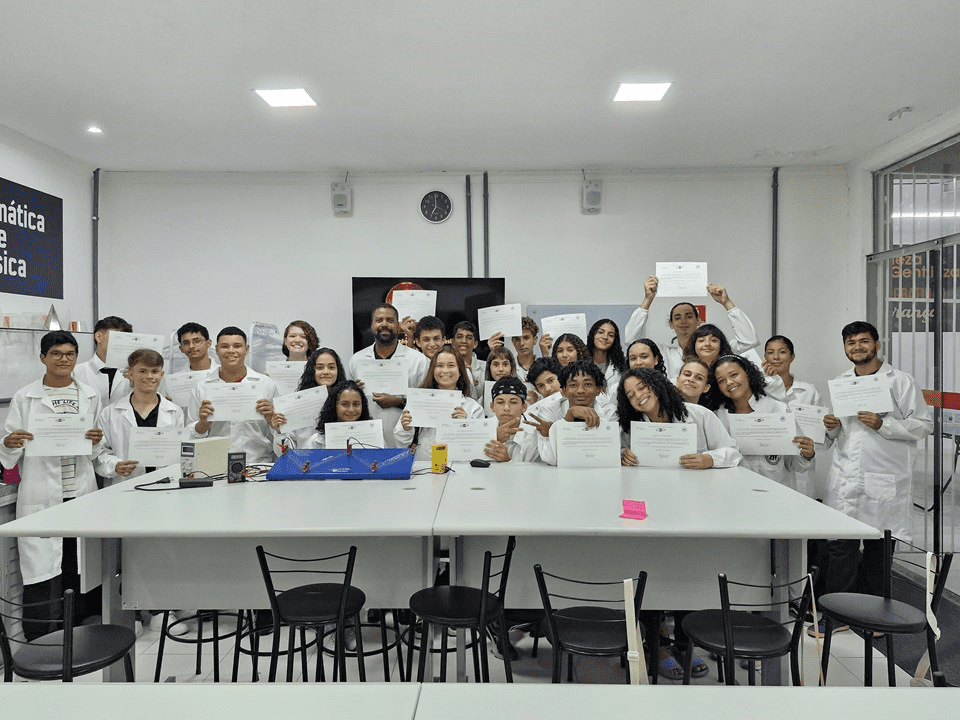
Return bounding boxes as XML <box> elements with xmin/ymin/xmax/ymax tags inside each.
<box><xmin>351</xmin><ymin>276</ymin><xmax>505</xmax><ymax>355</ymax></box>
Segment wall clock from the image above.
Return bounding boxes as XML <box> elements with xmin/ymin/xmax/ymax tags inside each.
<box><xmin>420</xmin><ymin>190</ymin><xmax>452</xmax><ymax>224</ymax></box>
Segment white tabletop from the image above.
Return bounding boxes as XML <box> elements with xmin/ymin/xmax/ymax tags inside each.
<box><xmin>433</xmin><ymin>463</ymin><xmax>880</xmax><ymax>540</ymax></box>
<box><xmin>0</xmin><ymin>465</ymin><xmax>447</xmax><ymax>538</ymax></box>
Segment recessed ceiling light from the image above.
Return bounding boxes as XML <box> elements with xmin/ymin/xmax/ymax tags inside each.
<box><xmin>613</xmin><ymin>83</ymin><xmax>672</xmax><ymax>102</ymax></box>
<box><xmin>87</xmin><ymin>126</ymin><xmax>103</xmax><ymax>134</ymax></box>
<box><xmin>254</xmin><ymin>88</ymin><xmax>316</xmax><ymax>108</ymax></box>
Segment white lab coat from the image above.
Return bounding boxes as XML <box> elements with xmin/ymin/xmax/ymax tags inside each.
<box><xmin>822</xmin><ymin>362</ymin><xmax>932</xmax><ymax>541</ymax></box>
<box><xmin>621</xmin><ymin>403</ymin><xmax>743</xmax><ymax>469</ymax></box>
<box><xmin>785</xmin><ymin>379</ymin><xmax>823</xmax><ymax>498</ymax></box>
<box><xmin>0</xmin><ymin>378</ymin><xmax>104</xmax><ymax>585</ymax></box>
<box><xmin>347</xmin><ymin>343</ymin><xmax>430</xmax><ymax>448</ymax></box>
<box><xmin>394</xmin><ymin>396</ymin><xmax>484</xmax><ymax>460</ymax></box>
<box><xmin>465</xmin><ymin>354</ymin><xmax>486</xmax><ymax>402</ymax></box>
<box><xmin>534</xmin><ymin>393</ymin><xmax>618</xmax><ymax>466</ymax></box>
<box><xmin>188</xmin><ymin>367</ymin><xmax>279</xmax><ymax>463</ymax></box>
<box><xmin>73</xmin><ymin>354</ymin><xmax>129</xmax><ymax>408</ymax></box>
<box><xmin>623</xmin><ymin>306</ymin><xmax>760</xmax><ymax>380</ymax></box>
<box><xmin>95</xmin><ymin>393</ymin><xmax>185</xmax><ymax>478</ymax></box>
<box><xmin>716</xmin><ymin>395</ymin><xmax>811</xmax><ymax>491</ymax></box>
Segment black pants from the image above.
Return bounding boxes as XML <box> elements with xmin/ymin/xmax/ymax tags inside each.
<box><xmin>821</xmin><ymin>537</ymin><xmax>891</xmax><ymax>598</ymax></box>
<box><xmin>21</xmin><ymin>536</ymin><xmax>102</xmax><ymax>641</ymax></box>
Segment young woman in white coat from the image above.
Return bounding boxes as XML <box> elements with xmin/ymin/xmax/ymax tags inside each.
<box><xmin>587</xmin><ymin>318</ymin><xmax>627</xmax><ymax>397</ymax></box>
<box><xmin>396</xmin><ymin>344</ymin><xmax>484</xmax><ymax>460</ymax></box>
<box><xmin>301</xmin><ymin>380</ymin><xmax>373</xmax><ymax>449</ymax></box>
<box><xmin>96</xmin><ymin>349</ymin><xmax>184</xmax><ymax>481</ymax></box>
<box><xmin>1</xmin><ymin>330</ymin><xmax>105</xmax><ymax>639</ymax></box>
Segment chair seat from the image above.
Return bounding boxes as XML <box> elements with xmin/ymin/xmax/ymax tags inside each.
<box><xmin>276</xmin><ymin>583</ymin><xmax>366</xmax><ymax>625</ymax></box>
<box><xmin>551</xmin><ymin>606</ymin><xmax>638</xmax><ymax>655</ymax></box>
<box><xmin>819</xmin><ymin>593</ymin><xmax>927</xmax><ymax>635</ymax></box>
<box><xmin>409</xmin><ymin>586</ymin><xmax>502</xmax><ymax>628</ymax></box>
<box><xmin>13</xmin><ymin>625</ymin><xmax>136</xmax><ymax>680</ymax></box>
<box><xmin>683</xmin><ymin>609</ymin><xmax>791</xmax><ymax>659</ymax></box>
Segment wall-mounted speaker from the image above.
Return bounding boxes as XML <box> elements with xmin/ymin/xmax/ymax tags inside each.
<box><xmin>582</xmin><ymin>180</ymin><xmax>602</xmax><ymax>214</ymax></box>
<box><xmin>331</xmin><ymin>182</ymin><xmax>352</xmax><ymax>215</ymax></box>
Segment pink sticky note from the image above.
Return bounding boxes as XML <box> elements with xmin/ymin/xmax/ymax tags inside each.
<box><xmin>620</xmin><ymin>499</ymin><xmax>647</xmax><ymax>520</ymax></box>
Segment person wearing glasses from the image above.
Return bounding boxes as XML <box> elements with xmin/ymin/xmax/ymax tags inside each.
<box><xmin>1</xmin><ymin>330</ymin><xmax>106</xmax><ymax>640</ymax></box>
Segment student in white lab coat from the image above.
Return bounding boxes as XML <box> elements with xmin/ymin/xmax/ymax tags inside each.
<box><xmin>188</xmin><ymin>326</ymin><xmax>278</xmax><ymax>464</ymax></box>
<box><xmin>451</xmin><ymin>320</ymin><xmax>486</xmax><ymax>402</ymax></box>
<box><xmin>396</xmin><ymin>344</ymin><xmax>484</xmax><ymax>459</ymax></box>
<box><xmin>1</xmin><ymin>331</ymin><xmax>105</xmax><ymax>639</ymax></box>
<box><xmin>73</xmin><ymin>315</ymin><xmax>133</xmax><ymax>408</ymax></box>
<box><xmin>617</xmin><ymin>368</ymin><xmax>741</xmax><ymax>469</ymax></box>
<box><xmin>96</xmin><ymin>348</ymin><xmax>184</xmax><ymax>480</ymax></box>
<box><xmin>302</xmin><ymin>380</ymin><xmax>373</xmax><ymax>449</ymax></box>
<box><xmin>626</xmin><ymin>338</ymin><xmax>667</xmax><ymax>375</ymax></box>
<box><xmin>674</xmin><ymin>358</ymin><xmax>713</xmax><ymax>407</ymax></box>
<box><xmin>482</xmin><ymin>377</ymin><xmax>540</xmax><ymax>463</ymax></box>
<box><xmin>710</xmin><ymin>355</ymin><xmax>814</xmax><ymax>491</ymax></box>
<box><xmin>820</xmin><ymin>321</ymin><xmax>933</xmax><ymax>598</ymax></box>
<box><xmin>587</xmin><ymin>318</ymin><xmax>627</xmax><ymax>401</ymax></box>
<box><xmin>511</xmin><ymin>316</ymin><xmax>540</xmax><ymax>382</ymax></box>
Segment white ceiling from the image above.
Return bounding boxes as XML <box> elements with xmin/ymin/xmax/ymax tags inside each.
<box><xmin>3</xmin><ymin>0</ymin><xmax>959</xmax><ymax>173</ymax></box>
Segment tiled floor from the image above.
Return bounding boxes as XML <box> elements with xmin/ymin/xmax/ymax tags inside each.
<box><xmin>6</xmin><ymin>616</ymin><xmax>926</xmax><ymax>687</ymax></box>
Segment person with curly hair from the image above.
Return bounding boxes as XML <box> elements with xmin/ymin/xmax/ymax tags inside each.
<box><xmin>300</xmin><ymin>380</ymin><xmax>373</xmax><ymax>448</ymax></box>
<box><xmin>269</xmin><ymin>348</ymin><xmax>348</xmax><ymax>453</ymax></box>
<box><xmin>626</xmin><ymin>338</ymin><xmax>666</xmax><ymax>375</ymax></box>
<box><xmin>550</xmin><ymin>332</ymin><xmax>590</xmax><ymax>367</ymax></box>
<box><xmin>281</xmin><ymin>320</ymin><xmax>319</xmax><ymax>361</ymax></box>
<box><xmin>588</xmin><ymin>318</ymin><xmax>626</xmax><ymax>399</ymax></box>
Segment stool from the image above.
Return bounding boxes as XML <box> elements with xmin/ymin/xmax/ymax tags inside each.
<box><xmin>154</xmin><ymin>610</ymin><xmax>246</xmax><ymax>682</ymax></box>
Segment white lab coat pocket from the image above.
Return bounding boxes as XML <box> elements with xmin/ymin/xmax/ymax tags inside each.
<box><xmin>863</xmin><ymin>472</ymin><xmax>896</xmax><ymax>502</ymax></box>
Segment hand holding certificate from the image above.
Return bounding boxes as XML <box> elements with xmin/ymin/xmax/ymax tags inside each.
<box><xmin>788</xmin><ymin>403</ymin><xmax>828</xmax><ymax>444</ymax></box>
<box><xmin>272</xmin><ymin>385</ymin><xmax>329</xmax><ymax>431</ymax></box>
<box><xmin>726</xmin><ymin>413</ymin><xmax>800</xmax><ymax>455</ymax></box>
<box><xmin>405</xmin><ymin>388</ymin><xmax>463</xmax><ymax>428</ymax></box>
<box><xmin>828</xmin><ymin>374</ymin><xmax>894</xmax><ymax>417</ymax></box>
<box><xmin>654</xmin><ymin>262</ymin><xmax>708</xmax><ymax>297</ymax></box>
<box><xmin>25</xmin><ymin>414</ymin><xmax>95</xmax><ymax>457</ymax></box>
<box><xmin>437</xmin><ymin>418</ymin><xmax>498</xmax><ymax>461</ymax></box>
<box><xmin>477</xmin><ymin>303</ymin><xmax>522</xmax><ymax>341</ymax></box>
<box><xmin>556</xmin><ymin>421</ymin><xmax>621</xmax><ymax>468</ymax></box>
<box><xmin>391</xmin><ymin>290</ymin><xmax>437</xmax><ymax>324</ymax></box>
<box><xmin>205</xmin><ymin>383</ymin><xmax>262</xmax><ymax>422</ymax></box>
<box><xmin>629</xmin><ymin>422</ymin><xmax>697</xmax><ymax>467</ymax></box>
<box><xmin>540</xmin><ymin>314</ymin><xmax>588</xmax><ymax>343</ymax></box>
<box><xmin>105</xmin><ymin>331</ymin><xmax>166</xmax><ymax>368</ymax></box>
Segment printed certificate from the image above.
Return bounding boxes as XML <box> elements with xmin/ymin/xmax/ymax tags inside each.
<box><xmin>477</xmin><ymin>303</ymin><xmax>522</xmax><ymax>341</ymax></box>
<box><xmin>727</xmin><ymin>413</ymin><xmax>800</xmax><ymax>455</ymax></box>
<box><xmin>25</xmin><ymin>414</ymin><xmax>93</xmax><ymax>457</ymax></box>
<box><xmin>405</xmin><ymin>388</ymin><xmax>463</xmax><ymax>428</ymax></box>
<box><xmin>354</xmin><ymin>359</ymin><xmax>409</xmax><ymax>396</ymax></box>
<box><xmin>265</xmin><ymin>360</ymin><xmax>307</xmax><ymax>395</ymax></box>
<box><xmin>540</xmin><ymin>313</ymin><xmax>588</xmax><ymax>343</ymax></box>
<box><xmin>655</xmin><ymin>262</ymin><xmax>709</xmax><ymax>297</ymax></box>
<box><xmin>788</xmin><ymin>403</ymin><xmax>828</xmax><ymax>444</ymax></box>
<box><xmin>127</xmin><ymin>427</ymin><xmax>188</xmax><ymax>466</ymax></box>
<box><xmin>272</xmin><ymin>385</ymin><xmax>329</xmax><ymax>431</ymax></box>
<box><xmin>105</xmin><ymin>331</ymin><xmax>166</xmax><ymax>369</ymax></box>
<box><xmin>630</xmin><ymin>421</ymin><xmax>697</xmax><ymax>467</ymax></box>
<box><xmin>165</xmin><ymin>370</ymin><xmax>207</xmax><ymax>409</ymax></box>
<box><xmin>828</xmin><ymin>374</ymin><xmax>895</xmax><ymax>417</ymax></box>
<box><xmin>324</xmin><ymin>419</ymin><xmax>384</xmax><ymax>449</ymax></box>
<box><xmin>437</xmin><ymin>418</ymin><xmax>498</xmax><ymax>462</ymax></box>
<box><xmin>556</xmin><ymin>421</ymin><xmax>621</xmax><ymax>468</ymax></box>
<box><xmin>205</xmin><ymin>383</ymin><xmax>261</xmax><ymax>422</ymax></box>
<box><xmin>391</xmin><ymin>290</ymin><xmax>437</xmax><ymax>323</ymax></box>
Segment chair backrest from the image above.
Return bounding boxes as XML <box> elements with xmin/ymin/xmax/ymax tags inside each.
<box><xmin>477</xmin><ymin>536</ymin><xmax>517</xmax><ymax>622</ymax></box>
<box><xmin>255</xmin><ymin>545</ymin><xmax>358</xmax><ymax>624</ymax></box>
<box><xmin>534</xmin><ymin>563</ymin><xmax>648</xmax><ymax>640</ymax></box>
<box><xmin>0</xmin><ymin>589</ymin><xmax>75</xmax><ymax>682</ymax></box>
<box><xmin>888</xmin><ymin>530</ymin><xmax>954</xmax><ymax>617</ymax></box>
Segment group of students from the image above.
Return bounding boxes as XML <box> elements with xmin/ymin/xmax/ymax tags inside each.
<box><xmin>0</xmin><ymin>277</ymin><xmax>933</xmax><ymax>673</ymax></box>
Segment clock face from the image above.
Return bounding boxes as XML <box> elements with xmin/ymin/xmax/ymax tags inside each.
<box><xmin>420</xmin><ymin>190</ymin><xmax>452</xmax><ymax>224</ymax></box>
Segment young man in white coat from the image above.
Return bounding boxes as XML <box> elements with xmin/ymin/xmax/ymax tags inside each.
<box><xmin>820</xmin><ymin>321</ymin><xmax>933</xmax><ymax>600</ymax></box>
<box><xmin>1</xmin><ymin>330</ymin><xmax>106</xmax><ymax>639</ymax></box>
<box><xmin>347</xmin><ymin>304</ymin><xmax>430</xmax><ymax>448</ymax></box>
<box><xmin>72</xmin><ymin>315</ymin><xmax>133</xmax><ymax>408</ymax></box>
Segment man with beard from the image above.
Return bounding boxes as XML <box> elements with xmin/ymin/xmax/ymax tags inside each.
<box><xmin>348</xmin><ymin>303</ymin><xmax>429</xmax><ymax>447</ymax></box>
<box><xmin>816</xmin><ymin>321</ymin><xmax>932</xmax><ymax>615</ymax></box>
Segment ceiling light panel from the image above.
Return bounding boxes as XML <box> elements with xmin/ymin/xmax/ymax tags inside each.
<box><xmin>613</xmin><ymin>83</ymin><xmax>672</xmax><ymax>102</ymax></box>
<box><xmin>254</xmin><ymin>88</ymin><xmax>317</xmax><ymax>107</ymax></box>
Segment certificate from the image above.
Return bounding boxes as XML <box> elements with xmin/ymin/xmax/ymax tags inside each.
<box><xmin>272</xmin><ymin>385</ymin><xmax>329</xmax><ymax>431</ymax></box>
<box><xmin>556</xmin><ymin>421</ymin><xmax>621</xmax><ymax>468</ymax></box>
<box><xmin>828</xmin><ymin>374</ymin><xmax>895</xmax><ymax>417</ymax></box>
<box><xmin>477</xmin><ymin>303</ymin><xmax>522</xmax><ymax>341</ymax></box>
<box><xmin>353</xmin><ymin>359</ymin><xmax>408</xmax><ymax>396</ymax></box>
<box><xmin>205</xmin><ymin>383</ymin><xmax>262</xmax><ymax>421</ymax></box>
<box><xmin>404</xmin><ymin>388</ymin><xmax>463</xmax><ymax>428</ymax></box>
<box><xmin>391</xmin><ymin>290</ymin><xmax>437</xmax><ymax>323</ymax></box>
<box><xmin>127</xmin><ymin>427</ymin><xmax>188</xmax><ymax>466</ymax></box>
<box><xmin>655</xmin><ymin>262</ymin><xmax>709</xmax><ymax>297</ymax></box>
<box><xmin>265</xmin><ymin>360</ymin><xmax>307</xmax><ymax>395</ymax></box>
<box><xmin>727</xmin><ymin>413</ymin><xmax>800</xmax><ymax>456</ymax></box>
<box><xmin>540</xmin><ymin>313</ymin><xmax>588</xmax><ymax>342</ymax></box>
<box><xmin>630</xmin><ymin>421</ymin><xmax>697</xmax><ymax>467</ymax></box>
<box><xmin>25</xmin><ymin>414</ymin><xmax>93</xmax><ymax>457</ymax></box>
<box><xmin>324</xmin><ymin>419</ymin><xmax>384</xmax><ymax>449</ymax></box>
<box><xmin>437</xmin><ymin>418</ymin><xmax>498</xmax><ymax>462</ymax></box>
<box><xmin>789</xmin><ymin>403</ymin><xmax>828</xmax><ymax>444</ymax></box>
<box><xmin>165</xmin><ymin>370</ymin><xmax>207</xmax><ymax>409</ymax></box>
<box><xmin>482</xmin><ymin>380</ymin><xmax>496</xmax><ymax>417</ymax></box>
<box><xmin>105</xmin><ymin>331</ymin><xmax>166</xmax><ymax>368</ymax></box>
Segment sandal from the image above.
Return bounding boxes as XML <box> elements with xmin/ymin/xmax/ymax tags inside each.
<box><xmin>658</xmin><ymin>654</ymin><xmax>684</xmax><ymax>680</ymax></box>
<box><xmin>679</xmin><ymin>647</ymin><xmax>709</xmax><ymax>678</ymax></box>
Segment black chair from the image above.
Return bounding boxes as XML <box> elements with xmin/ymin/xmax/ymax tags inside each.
<box><xmin>408</xmin><ymin>536</ymin><xmax>516</xmax><ymax>683</ymax></box>
<box><xmin>819</xmin><ymin>530</ymin><xmax>953</xmax><ymax>687</ymax></box>
<box><xmin>534</xmin><ymin>563</ymin><xmax>649</xmax><ymax>683</ymax></box>
<box><xmin>681</xmin><ymin>568</ymin><xmax>816</xmax><ymax>686</ymax></box>
<box><xmin>1</xmin><ymin>589</ymin><xmax>136</xmax><ymax>682</ymax></box>
<box><xmin>256</xmin><ymin>544</ymin><xmax>366</xmax><ymax>682</ymax></box>
<box><xmin>153</xmin><ymin>609</ymin><xmax>246</xmax><ymax>682</ymax></box>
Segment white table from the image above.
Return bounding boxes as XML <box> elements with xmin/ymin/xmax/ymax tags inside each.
<box><xmin>433</xmin><ymin>463</ymin><xmax>880</xmax><ymax>683</ymax></box>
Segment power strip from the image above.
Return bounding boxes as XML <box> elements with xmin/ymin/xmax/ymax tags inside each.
<box><xmin>179</xmin><ymin>477</ymin><xmax>214</xmax><ymax>489</ymax></box>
